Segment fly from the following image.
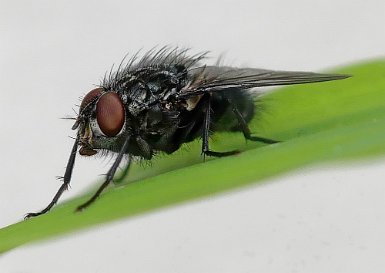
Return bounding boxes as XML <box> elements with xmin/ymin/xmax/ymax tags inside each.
<box><xmin>25</xmin><ymin>47</ymin><xmax>349</xmax><ymax>218</ymax></box>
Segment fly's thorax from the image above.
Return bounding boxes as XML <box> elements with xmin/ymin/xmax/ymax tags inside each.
<box><xmin>74</xmin><ymin>88</ymin><xmax>128</xmax><ymax>156</ymax></box>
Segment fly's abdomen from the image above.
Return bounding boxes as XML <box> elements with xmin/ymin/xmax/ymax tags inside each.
<box><xmin>210</xmin><ymin>88</ymin><xmax>255</xmax><ymax>132</ymax></box>
<box><xmin>165</xmin><ymin>88</ymin><xmax>255</xmax><ymax>151</ymax></box>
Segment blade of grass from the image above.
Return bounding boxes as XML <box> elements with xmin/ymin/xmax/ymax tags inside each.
<box><xmin>0</xmin><ymin>59</ymin><xmax>384</xmax><ymax>253</ymax></box>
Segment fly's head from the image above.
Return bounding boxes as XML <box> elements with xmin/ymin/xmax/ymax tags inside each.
<box><xmin>73</xmin><ymin>88</ymin><xmax>127</xmax><ymax>156</ymax></box>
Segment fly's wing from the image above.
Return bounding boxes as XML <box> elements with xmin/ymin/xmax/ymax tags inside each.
<box><xmin>179</xmin><ymin>66</ymin><xmax>350</xmax><ymax>98</ymax></box>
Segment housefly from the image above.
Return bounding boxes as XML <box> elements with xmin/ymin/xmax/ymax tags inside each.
<box><xmin>25</xmin><ymin>47</ymin><xmax>349</xmax><ymax>218</ymax></box>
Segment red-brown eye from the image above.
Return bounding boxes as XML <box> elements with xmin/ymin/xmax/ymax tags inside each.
<box><xmin>96</xmin><ymin>92</ymin><xmax>125</xmax><ymax>137</ymax></box>
<box><xmin>80</xmin><ymin>88</ymin><xmax>104</xmax><ymax>113</ymax></box>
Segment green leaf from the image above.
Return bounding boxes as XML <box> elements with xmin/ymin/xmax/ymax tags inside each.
<box><xmin>1</xmin><ymin>59</ymin><xmax>384</xmax><ymax>253</ymax></box>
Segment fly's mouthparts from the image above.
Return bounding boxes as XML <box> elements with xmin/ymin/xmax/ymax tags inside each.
<box><xmin>79</xmin><ymin>145</ymin><xmax>98</xmax><ymax>156</ymax></box>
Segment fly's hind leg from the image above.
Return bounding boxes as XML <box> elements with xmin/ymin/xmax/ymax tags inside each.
<box><xmin>201</xmin><ymin>94</ymin><xmax>240</xmax><ymax>158</ymax></box>
<box><xmin>229</xmin><ymin>99</ymin><xmax>280</xmax><ymax>144</ymax></box>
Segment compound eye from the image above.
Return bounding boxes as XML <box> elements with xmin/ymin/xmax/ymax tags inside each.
<box><xmin>96</xmin><ymin>92</ymin><xmax>125</xmax><ymax>137</ymax></box>
<box><xmin>80</xmin><ymin>88</ymin><xmax>104</xmax><ymax>113</ymax></box>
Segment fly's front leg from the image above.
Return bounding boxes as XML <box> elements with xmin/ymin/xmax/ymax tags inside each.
<box><xmin>201</xmin><ymin>94</ymin><xmax>239</xmax><ymax>159</ymax></box>
<box><xmin>76</xmin><ymin>136</ymin><xmax>131</xmax><ymax>212</ymax></box>
<box><xmin>25</xmin><ymin>136</ymin><xmax>80</xmax><ymax>219</ymax></box>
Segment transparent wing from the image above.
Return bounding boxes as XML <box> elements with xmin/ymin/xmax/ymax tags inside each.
<box><xmin>180</xmin><ymin>66</ymin><xmax>350</xmax><ymax>98</ymax></box>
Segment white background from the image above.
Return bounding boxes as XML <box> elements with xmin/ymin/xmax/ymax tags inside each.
<box><xmin>1</xmin><ymin>0</ymin><xmax>385</xmax><ymax>272</ymax></box>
